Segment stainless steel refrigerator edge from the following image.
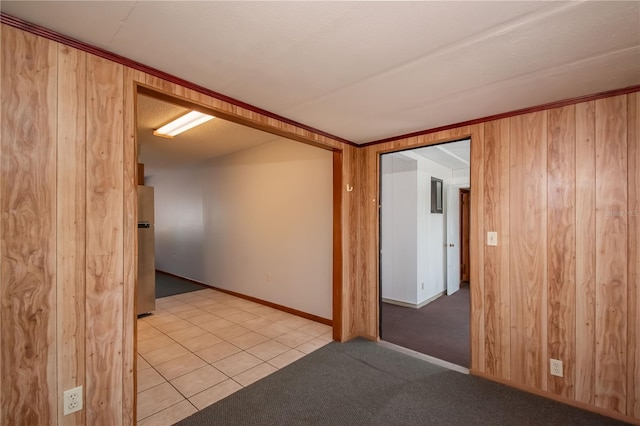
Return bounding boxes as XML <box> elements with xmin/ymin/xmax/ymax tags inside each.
<box><xmin>137</xmin><ymin>185</ymin><xmax>156</xmax><ymax>315</ymax></box>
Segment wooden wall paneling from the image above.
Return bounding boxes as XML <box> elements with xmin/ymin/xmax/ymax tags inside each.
<box><xmin>85</xmin><ymin>54</ymin><xmax>125</xmax><ymax>425</ymax></box>
<box><xmin>509</xmin><ymin>111</ymin><xmax>548</xmax><ymax>390</ymax></box>
<box><xmin>470</xmin><ymin>123</ymin><xmax>486</xmax><ymax>372</ymax></box>
<box><xmin>0</xmin><ymin>26</ymin><xmax>58</xmax><ymax>425</ymax></box>
<box><xmin>628</xmin><ymin>92</ymin><xmax>640</xmax><ymax>419</ymax></box>
<box><xmin>594</xmin><ymin>95</ymin><xmax>628</xmax><ymax>413</ymax></box>
<box><xmin>343</xmin><ymin>145</ymin><xmax>358</xmax><ymax>341</ymax></box>
<box><xmin>56</xmin><ymin>43</ymin><xmax>87</xmax><ymax>426</ymax></box>
<box><xmin>546</xmin><ymin>105</ymin><xmax>576</xmax><ymax>398</ymax></box>
<box><xmin>355</xmin><ymin>147</ymin><xmax>368</xmax><ymax>337</ymax></box>
<box><xmin>365</xmin><ymin>147</ymin><xmax>379</xmax><ymax>338</ymax></box>
<box><xmin>483</xmin><ymin>119</ymin><xmax>511</xmax><ymax>378</ymax></box>
<box><xmin>575</xmin><ymin>101</ymin><xmax>597</xmax><ymax>405</ymax></box>
<box><xmin>123</xmin><ymin>67</ymin><xmax>146</xmax><ymax>425</ymax></box>
<box><xmin>333</xmin><ymin>150</ymin><xmax>343</xmax><ymax>341</ymax></box>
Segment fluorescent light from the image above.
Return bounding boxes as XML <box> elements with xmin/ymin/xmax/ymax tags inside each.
<box><xmin>153</xmin><ymin>111</ymin><xmax>214</xmax><ymax>138</ymax></box>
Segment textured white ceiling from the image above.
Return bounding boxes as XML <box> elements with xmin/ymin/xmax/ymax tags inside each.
<box><xmin>137</xmin><ymin>94</ymin><xmax>280</xmax><ymax>176</ymax></box>
<box><xmin>3</xmin><ymin>1</ymin><xmax>639</xmax><ymax>144</ymax></box>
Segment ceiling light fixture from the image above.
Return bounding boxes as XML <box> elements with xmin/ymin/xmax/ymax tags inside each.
<box><xmin>153</xmin><ymin>111</ymin><xmax>215</xmax><ymax>138</ymax></box>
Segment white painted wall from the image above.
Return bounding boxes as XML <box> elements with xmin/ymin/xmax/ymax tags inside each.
<box><xmin>381</xmin><ymin>153</ymin><xmax>455</xmax><ymax>307</ymax></box>
<box><xmin>150</xmin><ymin>138</ymin><xmax>333</xmax><ymax>319</ymax></box>
<box><xmin>381</xmin><ymin>156</ymin><xmax>418</xmax><ymax>304</ymax></box>
<box><xmin>452</xmin><ymin>167</ymin><xmax>470</xmax><ymax>186</ymax></box>
<box><xmin>146</xmin><ymin>169</ymin><xmax>205</xmax><ymax>280</ymax></box>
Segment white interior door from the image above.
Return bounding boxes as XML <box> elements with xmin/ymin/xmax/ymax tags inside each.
<box><xmin>446</xmin><ymin>186</ymin><xmax>461</xmax><ymax>295</ymax></box>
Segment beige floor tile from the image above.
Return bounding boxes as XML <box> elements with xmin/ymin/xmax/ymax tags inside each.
<box><xmin>254</xmin><ymin>322</ymin><xmax>292</xmax><ymax>339</ymax></box>
<box><xmin>233</xmin><ymin>363</ymin><xmax>277</xmax><ymax>387</ymax></box>
<box><xmin>154</xmin><ymin>319</ymin><xmax>194</xmax><ymax>334</ymax></box>
<box><xmin>180</xmin><ymin>333</ymin><xmax>223</xmax><ymax>352</ymax></box>
<box><xmin>225</xmin><ymin>311</ymin><xmax>258</xmax><ymax>324</ymax></box>
<box><xmin>200</xmin><ymin>303</ymin><xmax>228</xmax><ymax>314</ymax></box>
<box><xmin>155</xmin><ymin>353</ymin><xmax>207</xmax><ymax>381</ymax></box>
<box><xmin>195</xmin><ymin>341</ymin><xmax>242</xmax><ymax>363</ymax></box>
<box><xmin>137</xmin><ymin>320</ymin><xmax>153</xmax><ymax>331</ymax></box>
<box><xmin>276</xmin><ymin>316</ymin><xmax>314</xmax><ymax>330</ymax></box>
<box><xmin>246</xmin><ymin>339</ymin><xmax>290</xmax><ymax>361</ymax></box>
<box><xmin>199</xmin><ymin>318</ymin><xmax>234</xmax><ymax>333</ymax></box>
<box><xmin>137</xmin><ymin>354</ymin><xmax>151</xmax><ymax>371</ymax></box>
<box><xmin>213</xmin><ymin>351</ymin><xmax>262</xmax><ymax>377</ymax></box>
<box><xmin>275</xmin><ymin>330</ymin><xmax>314</xmax><ymax>348</ymax></box>
<box><xmin>214</xmin><ymin>324</ymin><xmax>251</xmax><ymax>340</ymax></box>
<box><xmin>137</xmin><ymin>382</ymin><xmax>184</xmax><ymax>421</ymax></box>
<box><xmin>227</xmin><ymin>331</ymin><xmax>269</xmax><ymax>350</ymax></box>
<box><xmin>189</xmin><ymin>298</ymin><xmax>221</xmax><ymax>309</ymax></box>
<box><xmin>144</xmin><ymin>343</ymin><xmax>191</xmax><ymax>366</ymax></box>
<box><xmin>262</xmin><ymin>311</ymin><xmax>293</xmax><ymax>322</ymax></box>
<box><xmin>189</xmin><ymin>379</ymin><xmax>243</xmax><ymax>410</ymax></box>
<box><xmin>171</xmin><ymin>365</ymin><xmax>228</xmax><ymax>398</ymax></box>
<box><xmin>165</xmin><ymin>303</ymin><xmax>196</xmax><ymax>314</ymax></box>
<box><xmin>318</xmin><ymin>330</ymin><xmax>333</xmax><ymax>342</ymax></box>
<box><xmin>174</xmin><ymin>308</ymin><xmax>208</xmax><ymax>319</ymax></box>
<box><xmin>167</xmin><ymin>326</ymin><xmax>208</xmax><ymax>343</ymax></box>
<box><xmin>185</xmin><ymin>313</ymin><xmax>219</xmax><ymax>325</ymax></box>
<box><xmin>137</xmin><ymin>400</ymin><xmax>197</xmax><ymax>426</ymax></box>
<box><xmin>137</xmin><ymin>367</ymin><xmax>166</xmax><ymax>392</ymax></box>
<box><xmin>297</xmin><ymin>322</ymin><xmax>333</xmax><ymax>337</ymax></box>
<box><xmin>240</xmin><ymin>317</ymin><xmax>273</xmax><ymax>331</ymax></box>
<box><xmin>138</xmin><ymin>327</ymin><xmax>165</xmax><ymax>342</ymax></box>
<box><xmin>213</xmin><ymin>307</ymin><xmax>244</xmax><ymax>318</ymax></box>
<box><xmin>246</xmin><ymin>305</ymin><xmax>279</xmax><ymax>316</ymax></box>
<box><xmin>296</xmin><ymin>337</ymin><xmax>331</xmax><ymax>354</ymax></box>
<box><xmin>144</xmin><ymin>313</ymin><xmax>181</xmax><ymax>327</ymax></box>
<box><xmin>138</xmin><ymin>335</ymin><xmax>176</xmax><ymax>355</ymax></box>
<box><xmin>268</xmin><ymin>349</ymin><xmax>305</xmax><ymax>369</ymax></box>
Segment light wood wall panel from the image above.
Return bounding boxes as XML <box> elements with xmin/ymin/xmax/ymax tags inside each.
<box><xmin>84</xmin><ymin>54</ymin><xmax>125</xmax><ymax>425</ymax></box>
<box><xmin>594</xmin><ymin>96</ymin><xmax>628</xmax><ymax>413</ymax></box>
<box><xmin>56</xmin><ymin>44</ymin><xmax>87</xmax><ymax>426</ymax></box>
<box><xmin>483</xmin><ymin>118</ymin><xmax>510</xmax><ymax>379</ymax></box>
<box><xmin>1</xmin><ymin>26</ymin><xmax>58</xmax><ymax>426</ymax></box>
<box><xmin>628</xmin><ymin>92</ymin><xmax>640</xmax><ymax>419</ymax></box>
<box><xmin>547</xmin><ymin>105</ymin><xmax>576</xmax><ymax>398</ymax></box>
<box><xmin>509</xmin><ymin>111</ymin><xmax>548</xmax><ymax>390</ymax></box>
<box><xmin>575</xmin><ymin>101</ymin><xmax>597</xmax><ymax>405</ymax></box>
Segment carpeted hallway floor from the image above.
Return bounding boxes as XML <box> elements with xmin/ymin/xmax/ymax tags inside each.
<box><xmin>155</xmin><ymin>271</ymin><xmax>208</xmax><ymax>298</ymax></box>
<box><xmin>381</xmin><ymin>283</ymin><xmax>469</xmax><ymax>367</ymax></box>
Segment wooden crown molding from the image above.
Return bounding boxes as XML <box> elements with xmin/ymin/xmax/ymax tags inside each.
<box><xmin>2</xmin><ymin>12</ymin><xmax>639</xmax><ymax>150</ymax></box>
<box><xmin>0</xmin><ymin>12</ymin><xmax>358</xmax><ymax>148</ymax></box>
<box><xmin>361</xmin><ymin>84</ymin><xmax>640</xmax><ymax>147</ymax></box>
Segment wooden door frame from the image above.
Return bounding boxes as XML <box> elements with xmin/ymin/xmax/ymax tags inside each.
<box><xmin>130</xmin><ymin>84</ymin><xmax>344</xmax><ymax>342</ymax></box>
<box><xmin>459</xmin><ymin>188</ymin><xmax>471</xmax><ymax>282</ymax></box>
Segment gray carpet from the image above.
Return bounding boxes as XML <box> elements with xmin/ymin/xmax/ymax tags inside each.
<box><xmin>175</xmin><ymin>339</ymin><xmax>628</xmax><ymax>426</ymax></box>
<box><xmin>156</xmin><ymin>271</ymin><xmax>207</xmax><ymax>298</ymax></box>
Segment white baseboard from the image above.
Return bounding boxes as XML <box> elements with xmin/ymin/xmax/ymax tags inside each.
<box><xmin>382</xmin><ymin>290</ymin><xmax>445</xmax><ymax>309</ymax></box>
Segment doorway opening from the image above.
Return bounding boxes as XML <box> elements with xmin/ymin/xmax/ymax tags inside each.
<box><xmin>378</xmin><ymin>138</ymin><xmax>471</xmax><ymax>369</ymax></box>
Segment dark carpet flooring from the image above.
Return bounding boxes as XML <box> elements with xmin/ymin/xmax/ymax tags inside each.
<box><xmin>175</xmin><ymin>339</ymin><xmax>627</xmax><ymax>426</ymax></box>
<box><xmin>381</xmin><ymin>283</ymin><xmax>469</xmax><ymax>367</ymax></box>
<box><xmin>155</xmin><ymin>271</ymin><xmax>208</xmax><ymax>298</ymax></box>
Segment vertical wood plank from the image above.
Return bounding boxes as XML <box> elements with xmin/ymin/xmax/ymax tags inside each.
<box><xmin>85</xmin><ymin>54</ymin><xmax>124</xmax><ymax>426</ymax></box>
<box><xmin>627</xmin><ymin>92</ymin><xmax>639</xmax><ymax>418</ymax></box>
<box><xmin>483</xmin><ymin>119</ymin><xmax>510</xmax><ymax>379</ymax></box>
<box><xmin>57</xmin><ymin>44</ymin><xmax>87</xmax><ymax>426</ymax></box>
<box><xmin>595</xmin><ymin>95</ymin><xmax>627</xmax><ymax>413</ymax></box>
<box><xmin>123</xmin><ymin>66</ymin><xmax>145</xmax><ymax>425</ymax></box>
<box><xmin>575</xmin><ymin>101</ymin><xmax>597</xmax><ymax>405</ymax></box>
<box><xmin>470</xmin><ymin>124</ymin><xmax>486</xmax><ymax>372</ymax></box>
<box><xmin>1</xmin><ymin>26</ymin><xmax>58</xmax><ymax>426</ymax></box>
<box><xmin>509</xmin><ymin>111</ymin><xmax>548</xmax><ymax>390</ymax></box>
<box><xmin>547</xmin><ymin>105</ymin><xmax>576</xmax><ymax>398</ymax></box>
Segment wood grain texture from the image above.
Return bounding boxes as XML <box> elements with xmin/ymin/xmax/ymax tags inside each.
<box><xmin>469</xmin><ymin>124</ymin><xmax>485</xmax><ymax>372</ymax></box>
<box><xmin>123</xmin><ymin>67</ymin><xmax>146</xmax><ymax>425</ymax></box>
<box><xmin>56</xmin><ymin>44</ymin><xmax>87</xmax><ymax>426</ymax></box>
<box><xmin>547</xmin><ymin>105</ymin><xmax>576</xmax><ymax>398</ymax></box>
<box><xmin>1</xmin><ymin>26</ymin><xmax>58</xmax><ymax>426</ymax></box>
<box><xmin>628</xmin><ymin>92</ymin><xmax>640</xmax><ymax>419</ymax></box>
<box><xmin>575</xmin><ymin>101</ymin><xmax>597</xmax><ymax>405</ymax></box>
<box><xmin>483</xmin><ymin>119</ymin><xmax>510</xmax><ymax>379</ymax></box>
<box><xmin>509</xmin><ymin>111</ymin><xmax>548</xmax><ymax>390</ymax></box>
<box><xmin>85</xmin><ymin>54</ymin><xmax>125</xmax><ymax>425</ymax></box>
<box><xmin>333</xmin><ymin>151</ymin><xmax>343</xmax><ymax>341</ymax></box>
<box><xmin>595</xmin><ymin>95</ymin><xmax>628</xmax><ymax>413</ymax></box>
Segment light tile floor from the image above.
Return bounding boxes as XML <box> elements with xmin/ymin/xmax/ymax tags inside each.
<box><xmin>136</xmin><ymin>288</ymin><xmax>332</xmax><ymax>426</ymax></box>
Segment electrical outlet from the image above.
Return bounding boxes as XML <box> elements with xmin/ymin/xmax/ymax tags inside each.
<box><xmin>550</xmin><ymin>359</ymin><xmax>563</xmax><ymax>377</ymax></box>
<box><xmin>63</xmin><ymin>386</ymin><xmax>83</xmax><ymax>415</ymax></box>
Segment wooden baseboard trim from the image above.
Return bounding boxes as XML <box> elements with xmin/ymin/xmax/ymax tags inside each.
<box><xmin>156</xmin><ymin>270</ymin><xmax>332</xmax><ymax>326</ymax></box>
<box><xmin>470</xmin><ymin>369</ymin><xmax>640</xmax><ymax>425</ymax></box>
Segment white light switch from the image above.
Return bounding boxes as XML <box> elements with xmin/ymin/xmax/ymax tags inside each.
<box><xmin>487</xmin><ymin>232</ymin><xmax>498</xmax><ymax>246</ymax></box>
